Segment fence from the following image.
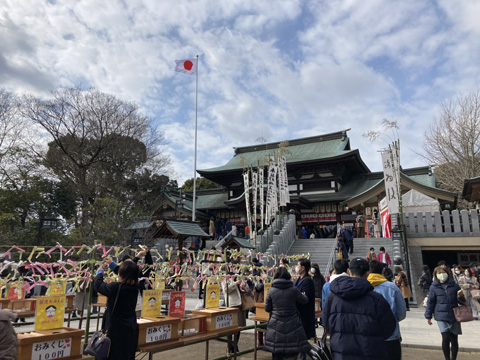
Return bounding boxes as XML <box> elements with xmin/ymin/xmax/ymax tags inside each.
<box><xmin>257</xmin><ymin>214</ymin><xmax>297</xmax><ymax>266</ymax></box>
<box><xmin>404</xmin><ymin>209</ymin><xmax>480</xmax><ymax>237</ymax></box>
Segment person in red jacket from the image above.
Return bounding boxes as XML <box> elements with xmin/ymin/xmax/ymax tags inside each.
<box><xmin>377</xmin><ymin>247</ymin><xmax>392</xmax><ymax>267</ymax></box>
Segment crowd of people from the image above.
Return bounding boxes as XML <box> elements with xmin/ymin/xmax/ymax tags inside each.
<box><xmin>2</xmin><ymin>243</ymin><xmax>480</xmax><ymax>360</ymax></box>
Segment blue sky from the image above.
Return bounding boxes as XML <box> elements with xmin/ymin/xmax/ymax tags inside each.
<box><xmin>1</xmin><ymin>0</ymin><xmax>480</xmax><ymax>184</ymax></box>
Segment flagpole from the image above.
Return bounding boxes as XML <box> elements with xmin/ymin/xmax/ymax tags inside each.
<box><xmin>192</xmin><ymin>54</ymin><xmax>199</xmax><ymax>222</ymax></box>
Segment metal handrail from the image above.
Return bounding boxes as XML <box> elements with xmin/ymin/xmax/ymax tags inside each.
<box><xmin>324</xmin><ymin>238</ymin><xmax>337</xmax><ymax>276</ymax></box>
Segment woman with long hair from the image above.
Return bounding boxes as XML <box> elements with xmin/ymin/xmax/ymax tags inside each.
<box><xmin>264</xmin><ymin>267</ymin><xmax>311</xmax><ymax>360</ymax></box>
<box><xmin>425</xmin><ymin>266</ymin><xmax>465</xmax><ymax>360</ymax></box>
<box><xmin>457</xmin><ymin>268</ymin><xmax>480</xmax><ymax>319</ymax></box>
<box><xmin>94</xmin><ymin>260</ymin><xmax>139</xmax><ymax>360</ymax></box>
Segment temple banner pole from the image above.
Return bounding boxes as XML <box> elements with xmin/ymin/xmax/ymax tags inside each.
<box><xmin>192</xmin><ymin>54</ymin><xmax>199</xmax><ymax>221</ymax></box>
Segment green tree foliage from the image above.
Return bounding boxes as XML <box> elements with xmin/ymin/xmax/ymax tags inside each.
<box><xmin>181</xmin><ymin>177</ymin><xmax>220</xmax><ymax>191</ymax></box>
<box><xmin>21</xmin><ymin>87</ymin><xmax>170</xmax><ymax>243</ymax></box>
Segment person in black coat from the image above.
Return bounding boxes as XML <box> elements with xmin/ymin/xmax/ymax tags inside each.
<box><xmin>311</xmin><ymin>263</ymin><xmax>325</xmax><ymax>299</ymax></box>
<box><xmin>94</xmin><ymin>261</ymin><xmax>139</xmax><ymax>360</ymax></box>
<box><xmin>322</xmin><ymin>258</ymin><xmax>397</xmax><ymax>360</ymax></box>
<box><xmin>418</xmin><ymin>265</ymin><xmax>432</xmax><ymax>296</ymax></box>
<box><xmin>336</xmin><ymin>237</ymin><xmax>349</xmax><ymax>260</ymax></box>
<box><xmin>425</xmin><ymin>266</ymin><xmax>465</xmax><ymax>360</ymax></box>
<box><xmin>264</xmin><ymin>267</ymin><xmax>311</xmax><ymax>359</ymax></box>
<box><xmin>295</xmin><ymin>258</ymin><xmax>316</xmax><ymax>341</ymax></box>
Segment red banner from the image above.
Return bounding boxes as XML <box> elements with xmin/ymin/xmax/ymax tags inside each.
<box><xmin>301</xmin><ymin>213</ymin><xmax>336</xmax><ymax>223</ymax></box>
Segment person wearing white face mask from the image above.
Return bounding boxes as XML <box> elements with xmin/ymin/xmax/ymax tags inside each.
<box><xmin>425</xmin><ymin>266</ymin><xmax>465</xmax><ymax>360</ymax></box>
<box><xmin>452</xmin><ymin>265</ymin><xmax>462</xmax><ymax>284</ymax></box>
<box><xmin>457</xmin><ymin>268</ymin><xmax>480</xmax><ymax>319</ymax></box>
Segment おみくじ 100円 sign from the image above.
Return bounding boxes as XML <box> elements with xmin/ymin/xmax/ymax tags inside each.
<box><xmin>146</xmin><ymin>324</ymin><xmax>172</xmax><ymax>343</ymax></box>
<box><xmin>31</xmin><ymin>338</ymin><xmax>72</xmax><ymax>360</ymax></box>
<box><xmin>215</xmin><ymin>313</ymin><xmax>233</xmax><ymax>329</ymax></box>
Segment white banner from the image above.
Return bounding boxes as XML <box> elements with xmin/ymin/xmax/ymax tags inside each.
<box><xmin>243</xmin><ymin>170</ymin><xmax>251</xmax><ymax>234</ymax></box>
<box><xmin>265</xmin><ymin>157</ymin><xmax>278</xmax><ymax>225</ymax></box>
<box><xmin>283</xmin><ymin>156</ymin><xmax>290</xmax><ymax>204</ymax></box>
<box><xmin>259</xmin><ymin>167</ymin><xmax>264</xmax><ymax>229</ymax></box>
<box><xmin>381</xmin><ymin>149</ymin><xmax>400</xmax><ymax>214</ymax></box>
<box><xmin>252</xmin><ymin>171</ymin><xmax>258</xmax><ymax>233</ymax></box>
<box><xmin>278</xmin><ymin>156</ymin><xmax>286</xmax><ymax>207</ymax></box>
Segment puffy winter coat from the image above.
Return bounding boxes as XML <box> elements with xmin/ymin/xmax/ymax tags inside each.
<box><xmin>425</xmin><ymin>278</ymin><xmax>461</xmax><ymax>323</ymax></box>
<box><xmin>322</xmin><ymin>276</ymin><xmax>397</xmax><ymax>360</ymax></box>
<box><xmin>264</xmin><ymin>279</ymin><xmax>311</xmax><ymax>354</ymax></box>
<box><xmin>0</xmin><ymin>310</ymin><xmax>18</xmax><ymax>360</ymax></box>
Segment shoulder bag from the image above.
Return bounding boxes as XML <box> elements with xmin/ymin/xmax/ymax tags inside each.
<box><xmin>84</xmin><ymin>284</ymin><xmax>122</xmax><ymax>359</ymax></box>
<box><xmin>453</xmin><ymin>298</ymin><xmax>474</xmax><ymax>323</ymax></box>
<box><xmin>241</xmin><ymin>290</ymin><xmax>255</xmax><ymax>311</ymax></box>
<box><xmin>310</xmin><ymin>294</ymin><xmax>333</xmax><ymax>360</ymax></box>
<box><xmin>471</xmin><ymin>289</ymin><xmax>480</xmax><ymax>300</ymax></box>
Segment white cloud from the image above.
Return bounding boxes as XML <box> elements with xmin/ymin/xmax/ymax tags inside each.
<box><xmin>1</xmin><ymin>0</ymin><xmax>480</xmax><ymax>186</ymax></box>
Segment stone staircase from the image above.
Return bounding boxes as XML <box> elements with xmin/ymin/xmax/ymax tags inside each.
<box><xmin>287</xmin><ymin>238</ymin><xmax>337</xmax><ymax>275</ymax></box>
<box><xmin>287</xmin><ymin>237</ymin><xmax>395</xmax><ymax>276</ymax></box>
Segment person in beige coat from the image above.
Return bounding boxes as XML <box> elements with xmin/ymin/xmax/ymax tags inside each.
<box><xmin>0</xmin><ymin>309</ymin><xmax>17</xmax><ymax>360</ymax></box>
<box><xmin>222</xmin><ymin>274</ymin><xmax>248</xmax><ymax>353</ymax></box>
<box><xmin>457</xmin><ymin>269</ymin><xmax>480</xmax><ymax>319</ymax></box>
<box><xmin>394</xmin><ymin>266</ymin><xmax>412</xmax><ymax>311</ymax></box>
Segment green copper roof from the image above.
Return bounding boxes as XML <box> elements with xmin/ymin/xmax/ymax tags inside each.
<box><xmin>198</xmin><ymin>130</ymin><xmax>354</xmax><ymax>173</ymax></box>
<box><xmin>125</xmin><ymin>221</ymin><xmax>155</xmax><ymax>230</ymax></box>
<box><xmin>195</xmin><ymin>192</ymin><xmax>229</xmax><ymax>209</ymax></box>
<box><xmin>221</xmin><ymin>236</ymin><xmax>256</xmax><ymax>249</ymax></box>
<box><xmin>163</xmin><ymin>220</ymin><xmax>210</xmax><ymax>238</ymax></box>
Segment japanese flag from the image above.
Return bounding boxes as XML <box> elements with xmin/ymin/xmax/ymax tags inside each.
<box><xmin>175</xmin><ymin>59</ymin><xmax>197</xmax><ymax>75</ymax></box>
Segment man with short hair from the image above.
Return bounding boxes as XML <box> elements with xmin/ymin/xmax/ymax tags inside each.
<box><xmin>321</xmin><ymin>259</ymin><xmax>349</xmax><ymax>310</ymax></box>
<box><xmin>322</xmin><ymin>258</ymin><xmax>397</xmax><ymax>360</ymax></box>
<box><xmin>368</xmin><ymin>260</ymin><xmax>406</xmax><ymax>360</ymax></box>
<box><xmin>295</xmin><ymin>258</ymin><xmax>316</xmax><ymax>341</ymax></box>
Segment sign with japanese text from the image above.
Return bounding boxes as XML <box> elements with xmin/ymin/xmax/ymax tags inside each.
<box><xmin>205</xmin><ymin>284</ymin><xmax>220</xmax><ymax>309</ymax></box>
<box><xmin>162</xmin><ymin>291</ymin><xmax>171</xmax><ymax>301</ymax></box>
<box><xmin>146</xmin><ymin>324</ymin><xmax>172</xmax><ymax>343</ymax></box>
<box><xmin>47</xmin><ymin>280</ymin><xmax>66</xmax><ymax>296</ymax></box>
<box><xmin>215</xmin><ymin>313</ymin><xmax>233</xmax><ymax>329</ymax></box>
<box><xmin>31</xmin><ymin>338</ymin><xmax>72</xmax><ymax>360</ymax></box>
<box><xmin>7</xmin><ymin>281</ymin><xmax>24</xmax><ymax>300</ymax></box>
<box><xmin>35</xmin><ymin>295</ymin><xmax>66</xmax><ymax>331</ymax></box>
<box><xmin>381</xmin><ymin>149</ymin><xmax>400</xmax><ymax>214</ymax></box>
<box><xmin>301</xmin><ymin>213</ymin><xmax>336</xmax><ymax>223</ymax></box>
<box><xmin>264</xmin><ymin>283</ymin><xmax>271</xmax><ymax>296</ymax></box>
<box><xmin>141</xmin><ymin>290</ymin><xmax>162</xmax><ymax>318</ymax></box>
<box><xmin>168</xmin><ymin>291</ymin><xmax>186</xmax><ymax>317</ymax></box>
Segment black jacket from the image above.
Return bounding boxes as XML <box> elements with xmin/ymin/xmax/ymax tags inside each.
<box><xmin>264</xmin><ymin>279</ymin><xmax>311</xmax><ymax>354</ymax></box>
<box><xmin>418</xmin><ymin>270</ymin><xmax>432</xmax><ymax>291</ymax></box>
<box><xmin>295</xmin><ymin>273</ymin><xmax>316</xmax><ymax>339</ymax></box>
<box><xmin>94</xmin><ymin>274</ymin><xmax>138</xmax><ymax>360</ymax></box>
<box><xmin>313</xmin><ymin>274</ymin><xmax>326</xmax><ymax>299</ymax></box>
<box><xmin>322</xmin><ymin>276</ymin><xmax>396</xmax><ymax>360</ymax></box>
<box><xmin>425</xmin><ymin>278</ymin><xmax>461</xmax><ymax>323</ymax></box>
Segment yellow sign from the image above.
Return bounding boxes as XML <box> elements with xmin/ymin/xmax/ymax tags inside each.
<box><xmin>205</xmin><ymin>284</ymin><xmax>220</xmax><ymax>309</ymax></box>
<box><xmin>264</xmin><ymin>283</ymin><xmax>272</xmax><ymax>296</ymax></box>
<box><xmin>154</xmin><ymin>277</ymin><xmax>165</xmax><ymax>290</ymax></box>
<box><xmin>48</xmin><ymin>280</ymin><xmax>66</xmax><ymax>296</ymax></box>
<box><xmin>35</xmin><ymin>295</ymin><xmax>66</xmax><ymax>331</ymax></box>
<box><xmin>141</xmin><ymin>290</ymin><xmax>162</xmax><ymax>318</ymax></box>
